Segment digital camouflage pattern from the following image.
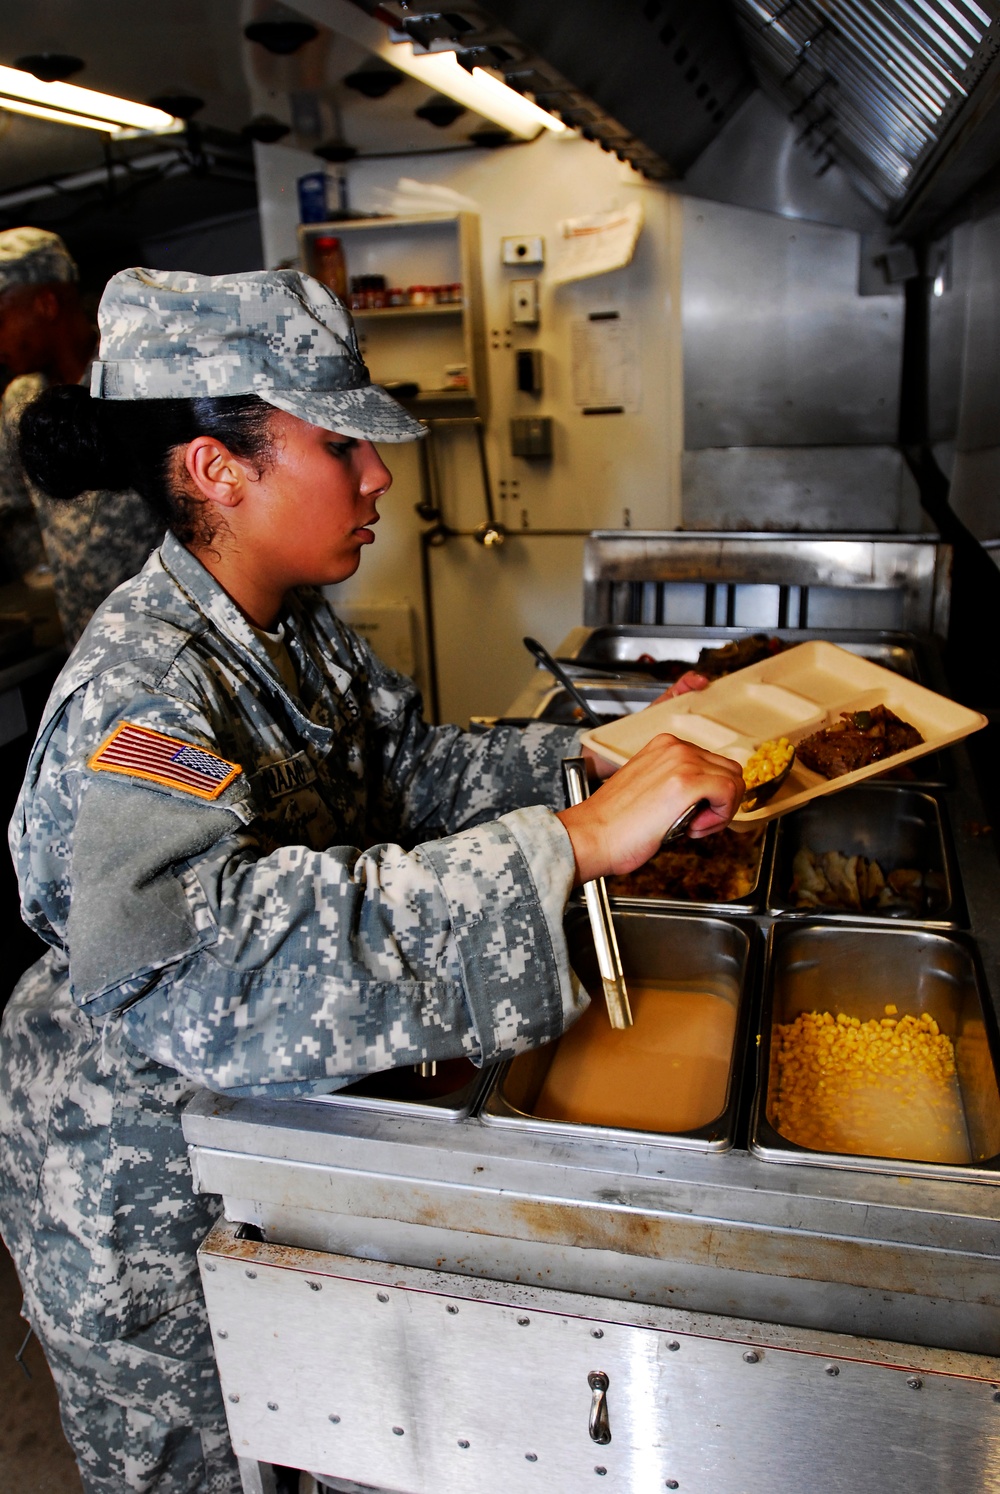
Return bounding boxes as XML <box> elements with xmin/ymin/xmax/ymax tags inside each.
<box><xmin>0</xmin><ymin>371</ymin><xmax>165</xmax><ymax>641</ymax></box>
<box><xmin>92</xmin><ymin>267</ymin><xmax>427</xmax><ymax>443</ymax></box>
<box><xmin>30</xmin><ymin>1293</ymin><xmax>241</xmax><ymax>1493</ymax></box>
<box><xmin>0</xmin><ymin>530</ymin><xmax>583</xmax><ymax>1355</ymax></box>
<box><xmin>0</xmin><ymin>226</ymin><xmax>77</xmax><ymax>294</ymax></box>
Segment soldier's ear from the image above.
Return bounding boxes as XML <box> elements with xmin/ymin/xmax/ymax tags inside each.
<box><xmin>182</xmin><ymin>437</ymin><xmax>246</xmax><ymax>510</ymax></box>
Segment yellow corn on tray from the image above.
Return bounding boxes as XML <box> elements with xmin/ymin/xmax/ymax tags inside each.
<box><xmin>579</xmin><ymin>640</ymin><xmax>987</xmax><ymax>825</ymax></box>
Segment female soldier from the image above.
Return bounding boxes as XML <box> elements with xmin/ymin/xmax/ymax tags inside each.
<box><xmin>0</xmin><ymin>267</ymin><xmax>742</xmax><ymax>1494</ymax></box>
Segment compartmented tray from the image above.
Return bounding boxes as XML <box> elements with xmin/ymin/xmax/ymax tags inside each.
<box><xmin>767</xmin><ymin>787</ymin><xmax>964</xmax><ymax>928</ymax></box>
<box><xmin>579</xmin><ymin>641</ymin><xmax>985</xmax><ymax>825</ymax></box>
<box><xmin>481</xmin><ymin>908</ymin><xmax>754</xmax><ymax>1152</ymax></box>
<box><xmin>309</xmin><ymin>1057</ymin><xmax>490</xmax><ymax>1122</ymax></box>
<box><xmin>534</xmin><ymin>682</ymin><xmax>952</xmax><ymax>790</ymax></box>
<box><xmin>750</xmin><ymin>922</ymin><xmax>1000</xmax><ymax>1182</ymax></box>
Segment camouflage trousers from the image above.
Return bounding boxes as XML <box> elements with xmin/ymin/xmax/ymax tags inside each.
<box><xmin>23</xmin><ymin>1289</ymin><xmax>243</xmax><ymax>1494</ymax></box>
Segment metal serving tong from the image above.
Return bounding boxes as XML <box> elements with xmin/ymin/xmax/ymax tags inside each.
<box><xmin>524</xmin><ymin>636</ymin><xmax>603</xmax><ymax>728</ymax></box>
<box><xmin>561</xmin><ymin>757</ymin><xmax>633</xmax><ymax>1030</ymax></box>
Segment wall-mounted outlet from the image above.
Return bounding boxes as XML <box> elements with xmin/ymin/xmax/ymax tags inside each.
<box><xmin>502</xmin><ymin>235</ymin><xmax>544</xmax><ymax>266</ymax></box>
<box><xmin>511</xmin><ymin>278</ymin><xmax>539</xmax><ymax>326</ymax></box>
<box><xmin>511</xmin><ymin>416</ymin><xmax>553</xmax><ymax>459</ymax></box>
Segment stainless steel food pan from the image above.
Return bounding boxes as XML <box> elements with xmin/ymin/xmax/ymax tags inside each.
<box><xmin>604</xmin><ymin>822</ymin><xmax>773</xmax><ymax>915</ymax></box>
<box><xmin>309</xmin><ymin>1057</ymin><xmax>491</xmax><ymax>1122</ymax></box>
<box><xmin>767</xmin><ymin>787</ymin><xmax>963</xmax><ymax>928</ymax></box>
<box><xmin>560</xmin><ymin>626</ymin><xmax>924</xmax><ymax>682</ymax></box>
<box><xmin>481</xmin><ymin>909</ymin><xmax>754</xmax><ymax>1151</ymax></box>
<box><xmin>750</xmin><ymin>922</ymin><xmax>1000</xmax><ymax>1182</ymax></box>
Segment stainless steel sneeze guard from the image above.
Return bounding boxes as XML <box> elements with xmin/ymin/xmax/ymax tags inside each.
<box><xmin>580</xmin><ymin>534</ymin><xmax>952</xmax><ymax>637</ymax></box>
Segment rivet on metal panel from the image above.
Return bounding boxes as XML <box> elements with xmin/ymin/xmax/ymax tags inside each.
<box><xmin>392</xmin><ymin>1426</ymin><xmax>405</xmax><ymax>1436</ymax></box>
<box><xmin>458</xmin><ymin>1439</ymin><xmax>470</xmax><ymax>1449</ymax></box>
<box><xmin>743</xmin><ymin>1350</ymin><xmax>760</xmax><ymax>1364</ymax></box>
<box><xmin>217</xmin><ymin>1330</ymin><xmax>228</xmax><ymax>1340</ymax></box>
<box><xmin>591</xmin><ymin>1329</ymin><xmax>604</xmax><ymax>1339</ymax></box>
<box><xmin>825</xmin><ymin>1364</ymin><xmax>840</xmax><ymax>1376</ymax></box>
<box><xmin>907</xmin><ymin>1377</ymin><xmax>923</xmax><ymax>1390</ymax></box>
<box><xmin>525</xmin><ymin>1453</ymin><xmax>538</xmax><ymax>1462</ymax></box>
<box><xmin>667</xmin><ymin>1341</ymin><xmax>680</xmax><ymax>1352</ymax></box>
<box><xmin>666</xmin><ymin>1482</ymin><xmax>680</xmax><ymax>1490</ymax></box>
<box><xmin>329</xmin><ymin>1415</ymin><xmax>341</xmax><ymax>1424</ymax></box>
<box><xmin>993</xmin><ymin>1390</ymin><xmax>1000</xmax><ymax>1404</ymax></box>
<box><xmin>204</xmin><ymin>1262</ymin><xmax>216</xmax><ymax>1272</ymax></box>
<box><xmin>267</xmin><ymin>1402</ymin><xmax>278</xmax><ymax>1412</ymax></box>
<box><xmin>595</xmin><ymin>1468</ymin><xmax>607</xmax><ymax>1476</ymax></box>
<box><xmin>377</xmin><ymin>1293</ymin><xmax>389</xmax><ymax>1303</ymax></box>
<box><xmin>307</xmin><ymin>1281</ymin><xmax>322</xmax><ymax>1292</ymax></box>
<box><xmin>245</xmin><ymin>1270</ymin><xmax>256</xmax><ymax>1280</ymax></box>
<box><xmin>447</xmin><ymin>1304</ymin><xmax>459</xmax><ymax>1315</ymax></box>
<box><xmin>228</xmin><ymin>1394</ymin><xmax>240</xmax><ymax>1404</ymax></box>
<box><xmin>518</xmin><ymin>1317</ymin><xmax>530</xmax><ymax>1326</ymax></box>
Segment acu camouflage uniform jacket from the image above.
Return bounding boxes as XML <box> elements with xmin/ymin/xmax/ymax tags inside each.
<box><xmin>0</xmin><ymin>531</ymin><xmax>584</xmax><ymax>1344</ymax></box>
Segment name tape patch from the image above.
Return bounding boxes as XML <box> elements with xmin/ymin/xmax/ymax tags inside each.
<box><xmin>89</xmin><ymin>722</ymin><xmax>242</xmax><ymax>801</ymax></box>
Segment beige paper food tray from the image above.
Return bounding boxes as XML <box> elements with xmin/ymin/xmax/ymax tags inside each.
<box><xmin>579</xmin><ymin>640</ymin><xmax>987</xmax><ymax>825</ymax></box>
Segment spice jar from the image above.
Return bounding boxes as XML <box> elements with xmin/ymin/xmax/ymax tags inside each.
<box><xmin>312</xmin><ymin>236</ymin><xmax>347</xmax><ymax>299</ymax></box>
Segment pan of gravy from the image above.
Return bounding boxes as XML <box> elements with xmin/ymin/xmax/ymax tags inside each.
<box><xmin>481</xmin><ymin>910</ymin><xmax>753</xmax><ymax>1151</ymax></box>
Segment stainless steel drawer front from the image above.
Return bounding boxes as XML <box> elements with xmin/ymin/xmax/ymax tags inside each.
<box><xmin>202</xmin><ymin>1222</ymin><xmax>1000</xmax><ymax>1494</ymax></box>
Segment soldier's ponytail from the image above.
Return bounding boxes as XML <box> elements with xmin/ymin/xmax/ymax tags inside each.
<box><xmin>18</xmin><ymin>384</ymin><xmax>275</xmax><ymax>545</ymax></box>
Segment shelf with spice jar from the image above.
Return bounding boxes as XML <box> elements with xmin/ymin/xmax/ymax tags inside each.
<box><xmin>298</xmin><ymin>213</ymin><xmax>488</xmax><ymax>417</ymax></box>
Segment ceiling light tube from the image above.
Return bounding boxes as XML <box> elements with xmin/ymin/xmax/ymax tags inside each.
<box><xmin>388</xmin><ymin>45</ymin><xmax>566</xmax><ymax>139</ymax></box>
<box><xmin>0</xmin><ymin>64</ymin><xmax>179</xmax><ymax>132</ymax></box>
<box><xmin>0</xmin><ymin>95</ymin><xmax>121</xmax><ymax>132</ymax></box>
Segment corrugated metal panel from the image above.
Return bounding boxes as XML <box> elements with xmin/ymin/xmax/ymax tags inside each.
<box><xmin>728</xmin><ymin>0</ymin><xmax>1000</xmax><ymax>208</ymax></box>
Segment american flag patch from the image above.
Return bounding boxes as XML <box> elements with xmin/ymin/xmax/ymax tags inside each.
<box><xmin>88</xmin><ymin>722</ymin><xmax>242</xmax><ymax>800</ymax></box>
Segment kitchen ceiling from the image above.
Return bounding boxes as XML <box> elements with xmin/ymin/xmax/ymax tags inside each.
<box><xmin>3</xmin><ymin>0</ymin><xmax>1000</xmax><ymax>239</ymax></box>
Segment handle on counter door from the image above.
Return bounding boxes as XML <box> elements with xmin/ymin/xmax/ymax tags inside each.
<box><xmin>588</xmin><ymin>1371</ymin><xmax>612</xmax><ymax>1445</ymax></box>
<box><xmin>561</xmin><ymin>757</ymin><xmax>633</xmax><ymax>1030</ymax></box>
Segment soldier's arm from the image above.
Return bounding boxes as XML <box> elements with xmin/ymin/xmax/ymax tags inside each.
<box><xmin>44</xmin><ymin>695</ymin><xmax>583</xmax><ymax>1097</ymax></box>
<box><xmin>350</xmin><ymin>639</ymin><xmax>582</xmax><ymax>837</ymax></box>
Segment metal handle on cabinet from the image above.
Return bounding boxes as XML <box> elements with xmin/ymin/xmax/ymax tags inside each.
<box><xmin>588</xmin><ymin>1370</ymin><xmax>612</xmax><ymax>1445</ymax></box>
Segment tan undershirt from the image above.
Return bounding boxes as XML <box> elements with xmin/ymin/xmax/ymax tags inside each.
<box><xmin>251</xmin><ymin>621</ymin><xmax>299</xmax><ymax>697</ymax></box>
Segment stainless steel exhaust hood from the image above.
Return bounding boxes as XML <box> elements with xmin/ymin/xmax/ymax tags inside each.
<box><xmin>346</xmin><ymin>0</ymin><xmax>1000</xmax><ymax>233</ymax></box>
<box><xmin>728</xmin><ymin>1</ymin><xmax>1000</xmax><ymax>222</ymax></box>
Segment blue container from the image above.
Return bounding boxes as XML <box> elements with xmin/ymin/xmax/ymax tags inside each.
<box><xmin>297</xmin><ymin>171</ymin><xmax>331</xmax><ymax>224</ymax></box>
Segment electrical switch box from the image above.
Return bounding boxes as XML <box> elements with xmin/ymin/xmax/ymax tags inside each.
<box><xmin>510</xmin><ymin>416</ymin><xmax>553</xmax><ymax>459</ymax></box>
<box><xmin>501</xmin><ymin>235</ymin><xmax>544</xmax><ymax>266</ymax></box>
<box><xmin>516</xmin><ymin>348</ymin><xmax>543</xmax><ymax>395</ymax></box>
<box><xmin>511</xmin><ymin>279</ymin><xmax>539</xmax><ymax>326</ymax></box>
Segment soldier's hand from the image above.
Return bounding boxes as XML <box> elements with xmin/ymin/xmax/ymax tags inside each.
<box><xmin>557</xmin><ymin>734</ymin><xmax>744</xmax><ymax>886</ymax></box>
<box><xmin>581</xmin><ymin>671</ymin><xmax>711</xmax><ymax>783</ymax></box>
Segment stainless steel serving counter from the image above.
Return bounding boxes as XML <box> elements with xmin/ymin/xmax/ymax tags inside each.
<box><xmin>183</xmin><ymin>626</ymin><xmax>1000</xmax><ymax>1494</ymax></box>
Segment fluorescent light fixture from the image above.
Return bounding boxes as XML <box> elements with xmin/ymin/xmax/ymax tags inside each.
<box><xmin>0</xmin><ymin>97</ymin><xmax>117</xmax><ymax>133</ymax></box>
<box><xmin>0</xmin><ymin>64</ymin><xmax>179</xmax><ymax>134</ymax></box>
<box><xmin>389</xmin><ymin>45</ymin><xmax>566</xmax><ymax>139</ymax></box>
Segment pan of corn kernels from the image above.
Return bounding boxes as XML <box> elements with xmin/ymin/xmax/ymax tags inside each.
<box><xmin>750</xmin><ymin>922</ymin><xmax>1000</xmax><ymax>1180</ymax></box>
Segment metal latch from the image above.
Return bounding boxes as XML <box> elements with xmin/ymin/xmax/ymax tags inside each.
<box><xmin>588</xmin><ymin>1370</ymin><xmax>612</xmax><ymax>1444</ymax></box>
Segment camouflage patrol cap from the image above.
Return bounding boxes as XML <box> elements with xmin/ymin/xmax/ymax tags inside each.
<box><xmin>0</xmin><ymin>227</ymin><xmax>77</xmax><ymax>295</ymax></box>
<box><xmin>90</xmin><ymin>266</ymin><xmax>425</xmax><ymax>442</ymax></box>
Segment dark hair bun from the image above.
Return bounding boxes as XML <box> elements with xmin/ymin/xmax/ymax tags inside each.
<box><xmin>18</xmin><ymin>383</ymin><xmax>131</xmax><ymax>499</ymax></box>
